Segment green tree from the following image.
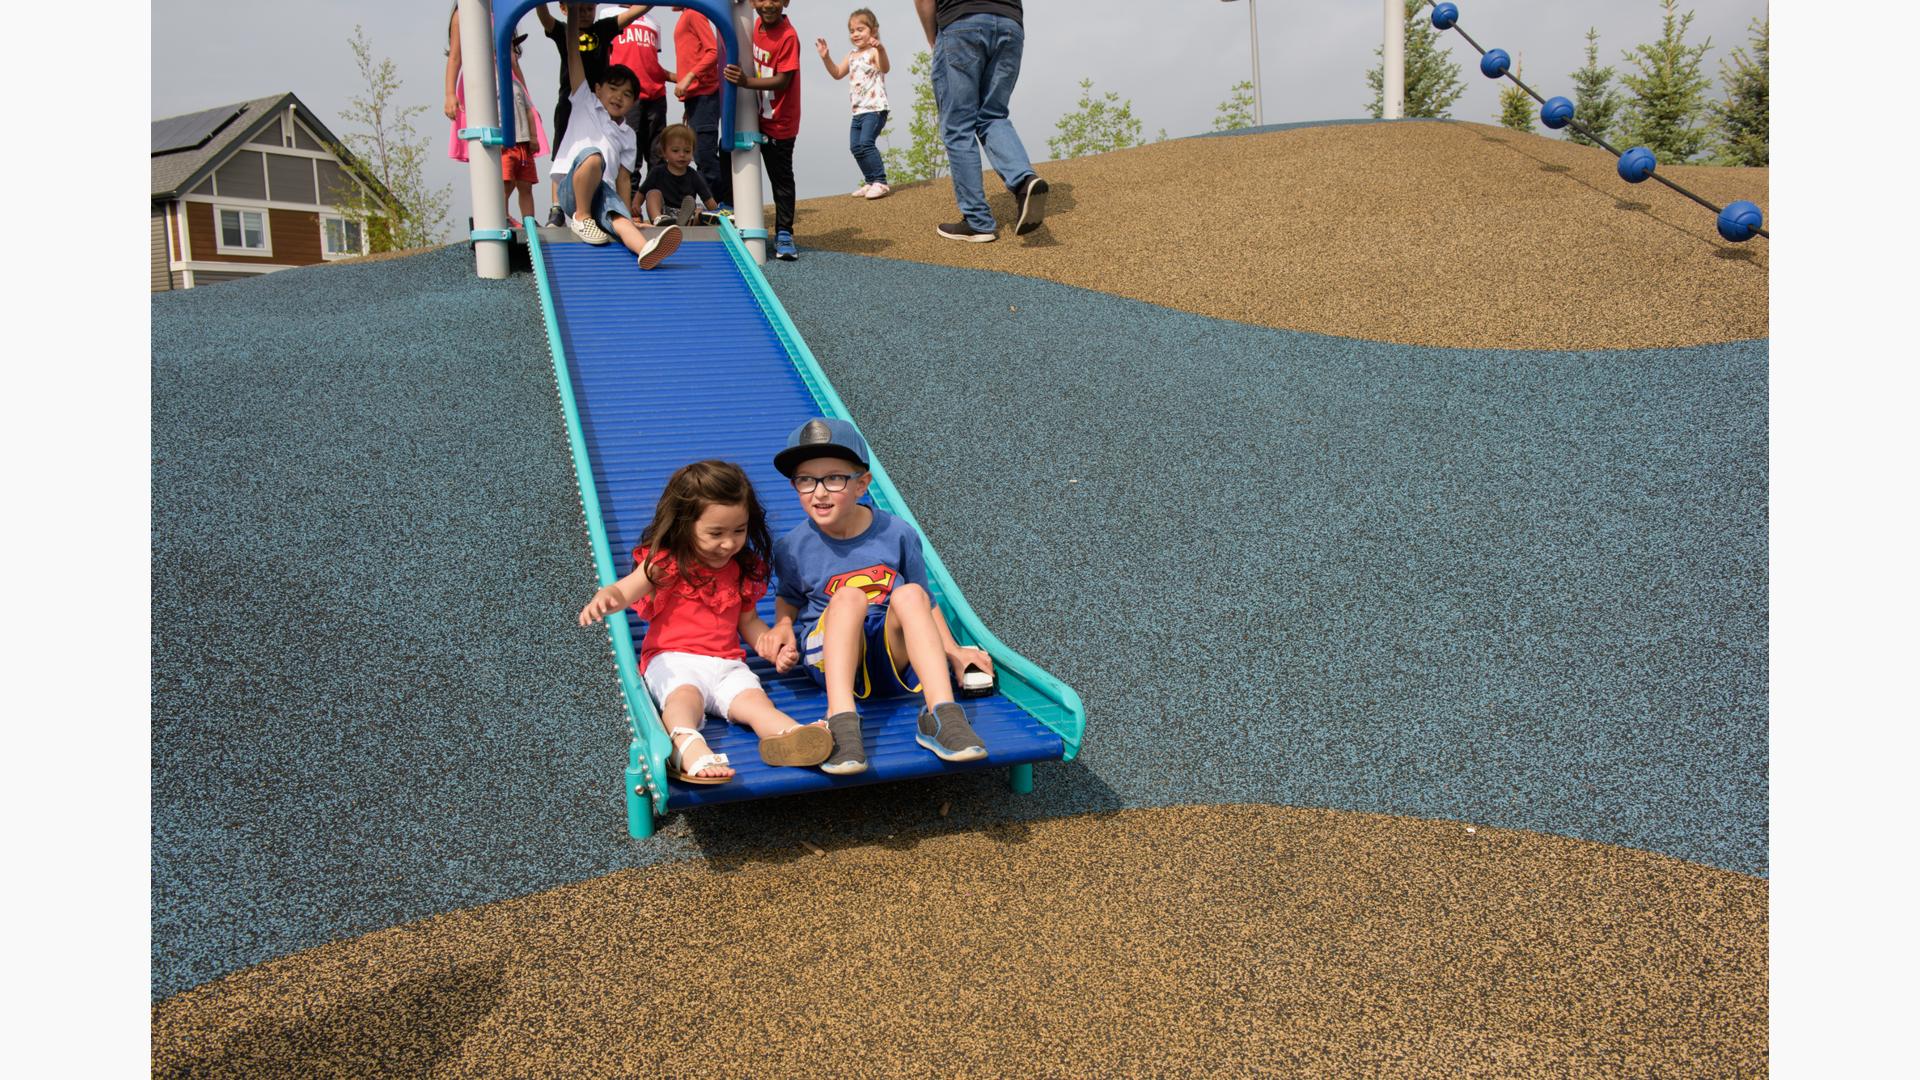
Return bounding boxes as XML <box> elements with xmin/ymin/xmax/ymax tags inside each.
<box><xmin>1711</xmin><ymin>17</ymin><xmax>1768</xmax><ymax>166</ymax></box>
<box><xmin>1567</xmin><ymin>27</ymin><xmax>1625</xmax><ymax>148</ymax></box>
<box><xmin>1496</xmin><ymin>57</ymin><xmax>1535</xmax><ymax>133</ymax></box>
<box><xmin>332</xmin><ymin>25</ymin><xmax>449</xmax><ymax>250</ymax></box>
<box><xmin>1618</xmin><ymin>0</ymin><xmax>1715</xmax><ymax>162</ymax></box>
<box><xmin>1367</xmin><ymin>0</ymin><xmax>1465</xmax><ymax>119</ymax></box>
<box><xmin>1212</xmin><ymin>80</ymin><xmax>1256</xmax><ymax>132</ymax></box>
<box><xmin>1048</xmin><ymin>78</ymin><xmax>1145</xmax><ymax>160</ymax></box>
<box><xmin>880</xmin><ymin>51</ymin><xmax>946</xmax><ymax>184</ymax></box>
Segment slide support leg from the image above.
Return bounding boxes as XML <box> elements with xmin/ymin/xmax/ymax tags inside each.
<box><xmin>1009</xmin><ymin>763</ymin><xmax>1034</xmax><ymax>794</ymax></box>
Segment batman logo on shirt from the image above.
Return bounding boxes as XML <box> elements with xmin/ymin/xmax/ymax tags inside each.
<box><xmin>824</xmin><ymin>564</ymin><xmax>896</xmax><ymax>603</ymax></box>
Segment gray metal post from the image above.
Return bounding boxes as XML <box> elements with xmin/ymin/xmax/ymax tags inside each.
<box><xmin>728</xmin><ymin>0</ymin><xmax>767</xmax><ymax>265</ymax></box>
<box><xmin>458</xmin><ymin>0</ymin><xmax>508</xmax><ymax>279</ymax></box>
<box><xmin>1383</xmin><ymin>0</ymin><xmax>1405</xmax><ymax>119</ymax></box>
<box><xmin>1220</xmin><ymin>1</ymin><xmax>1264</xmax><ymax>126</ymax></box>
<box><xmin>1248</xmin><ymin>0</ymin><xmax>1264</xmax><ymax>126</ymax></box>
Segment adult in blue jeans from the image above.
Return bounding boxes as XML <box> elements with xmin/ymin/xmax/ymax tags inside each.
<box><xmin>914</xmin><ymin>0</ymin><xmax>1048</xmax><ymax>243</ymax></box>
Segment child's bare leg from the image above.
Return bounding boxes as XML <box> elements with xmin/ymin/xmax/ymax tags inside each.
<box><xmin>513</xmin><ymin>180</ymin><xmax>536</xmax><ymax>220</ymax></box>
<box><xmin>608</xmin><ymin>216</ymin><xmax>654</xmax><ymax>256</ymax></box>
<box><xmin>730</xmin><ymin>689</ymin><xmax>831</xmax><ymax>767</ymax></box>
<box><xmin>570</xmin><ymin>154</ymin><xmax>605</xmax><ymax>220</ymax></box>
<box><xmin>660</xmin><ymin>686</ymin><xmax>731</xmax><ymax>780</ymax></box>
<box><xmin>726</xmin><ymin>689</ymin><xmax>808</xmax><ymax>737</ymax></box>
<box><xmin>820</xmin><ymin>587</ymin><xmax>872</xmax><ymax>716</ymax></box>
<box><xmin>884</xmin><ymin>584</ymin><xmax>955</xmax><ymax>707</ymax></box>
<box><xmin>645</xmin><ymin>189</ymin><xmax>665</xmax><ymax>223</ymax></box>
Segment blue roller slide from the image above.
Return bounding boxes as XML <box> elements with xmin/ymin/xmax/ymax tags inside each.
<box><xmin>528</xmin><ymin>222</ymin><xmax>1087</xmax><ymax>838</ymax></box>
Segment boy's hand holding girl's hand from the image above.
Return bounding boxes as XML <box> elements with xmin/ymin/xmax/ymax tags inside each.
<box><xmin>578</xmin><ymin>585</ymin><xmax>630</xmax><ymax>626</ymax></box>
<box><xmin>756</xmin><ymin>621</ymin><xmax>800</xmax><ymax>673</ymax></box>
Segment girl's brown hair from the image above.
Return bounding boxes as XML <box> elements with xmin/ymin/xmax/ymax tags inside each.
<box><xmin>850</xmin><ymin>8</ymin><xmax>878</xmax><ymax>34</ymax></box>
<box><xmin>635</xmin><ymin>461</ymin><xmax>773</xmax><ymax>590</ymax></box>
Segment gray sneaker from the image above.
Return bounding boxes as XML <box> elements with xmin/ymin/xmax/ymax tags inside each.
<box><xmin>917</xmin><ymin>702</ymin><xmax>987</xmax><ymax>762</ymax></box>
<box><xmin>820</xmin><ymin>711</ymin><xmax>868</xmax><ymax>775</ymax></box>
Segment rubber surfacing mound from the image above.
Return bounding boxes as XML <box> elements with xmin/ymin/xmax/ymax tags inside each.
<box><xmin>794</xmin><ymin>119</ymin><xmax>1768</xmax><ymax>350</ymax></box>
<box><xmin>152</xmin><ymin>119</ymin><xmax>1767</xmax><ymax>1074</ymax></box>
<box><xmin>152</xmin><ymin>806</ymin><xmax>1764</xmax><ymax>1078</ymax></box>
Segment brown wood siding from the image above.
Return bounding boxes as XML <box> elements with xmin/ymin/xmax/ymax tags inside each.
<box><xmin>271</xmin><ymin>208</ymin><xmax>323</xmax><ymax>264</ymax></box>
<box><xmin>151</xmin><ymin>204</ymin><xmax>170</xmax><ymax>293</ymax></box>
<box><xmin>184</xmin><ymin>203</ymin><xmax>324</xmax><ymax>266</ymax></box>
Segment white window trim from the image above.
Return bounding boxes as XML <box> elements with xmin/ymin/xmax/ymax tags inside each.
<box><xmin>212</xmin><ymin>204</ymin><xmax>274</xmax><ymax>257</ymax></box>
<box><xmin>179</xmin><ymin>259</ymin><xmax>298</xmax><ymax>274</ymax></box>
<box><xmin>184</xmin><ymin>192</ymin><xmax>355</xmax><ymax>215</ymax></box>
<box><xmin>319</xmin><ymin>214</ymin><xmax>367</xmax><ymax>260</ymax></box>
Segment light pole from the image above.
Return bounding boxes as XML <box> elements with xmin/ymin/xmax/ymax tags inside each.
<box><xmin>1383</xmin><ymin>0</ymin><xmax>1404</xmax><ymax>119</ymax></box>
<box><xmin>1220</xmin><ymin>0</ymin><xmax>1263</xmax><ymax>127</ymax></box>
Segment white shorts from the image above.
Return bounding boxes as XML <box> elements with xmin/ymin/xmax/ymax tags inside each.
<box><xmin>642</xmin><ymin>651</ymin><xmax>765</xmax><ymax>724</ymax></box>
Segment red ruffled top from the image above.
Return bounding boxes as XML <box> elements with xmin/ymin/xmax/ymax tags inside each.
<box><xmin>630</xmin><ymin>547</ymin><xmax>767</xmax><ymax>671</ymax></box>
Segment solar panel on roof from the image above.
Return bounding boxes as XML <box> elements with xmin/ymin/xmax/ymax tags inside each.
<box><xmin>151</xmin><ymin>104</ymin><xmax>245</xmax><ymax>155</ymax></box>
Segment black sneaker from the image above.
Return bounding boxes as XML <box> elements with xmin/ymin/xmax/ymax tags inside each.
<box><xmin>1014</xmin><ymin>176</ymin><xmax>1049</xmax><ymax>235</ymax></box>
<box><xmin>545</xmin><ymin>205</ymin><xmax>565</xmax><ymax>228</ymax></box>
<box><xmin>916</xmin><ymin>702</ymin><xmax>987</xmax><ymax>762</ymax></box>
<box><xmin>937</xmin><ymin>220</ymin><xmax>997</xmax><ymax>243</ymax></box>
<box><xmin>820</xmin><ymin>711</ymin><xmax>868</xmax><ymax>775</ymax></box>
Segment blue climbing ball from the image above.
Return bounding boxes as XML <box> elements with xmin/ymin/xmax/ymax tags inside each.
<box><xmin>1717</xmin><ymin>200</ymin><xmax>1764</xmax><ymax>242</ymax></box>
<box><xmin>1480</xmin><ymin>49</ymin><xmax>1511</xmax><ymax>79</ymax></box>
<box><xmin>1541</xmin><ymin>96</ymin><xmax>1574</xmax><ymax>130</ymax></box>
<box><xmin>1617</xmin><ymin>146</ymin><xmax>1657</xmax><ymax>183</ymax></box>
<box><xmin>1432</xmin><ymin>3</ymin><xmax>1459</xmax><ymax>30</ymax></box>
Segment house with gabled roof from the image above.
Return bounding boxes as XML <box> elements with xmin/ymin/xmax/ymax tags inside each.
<box><xmin>151</xmin><ymin>92</ymin><xmax>394</xmax><ymax>291</ymax></box>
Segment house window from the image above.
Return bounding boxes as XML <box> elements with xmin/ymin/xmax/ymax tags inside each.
<box><xmin>322</xmin><ymin>215</ymin><xmax>365</xmax><ymax>258</ymax></box>
<box><xmin>215</xmin><ymin>206</ymin><xmax>271</xmax><ymax>255</ymax></box>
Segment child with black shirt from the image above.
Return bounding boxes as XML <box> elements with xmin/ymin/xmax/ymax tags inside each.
<box><xmin>636</xmin><ymin>124</ymin><xmax>719</xmax><ymax>225</ymax></box>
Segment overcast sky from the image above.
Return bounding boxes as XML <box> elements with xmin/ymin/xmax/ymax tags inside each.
<box><xmin>151</xmin><ymin>1</ymin><xmax>1767</xmax><ymax>238</ymax></box>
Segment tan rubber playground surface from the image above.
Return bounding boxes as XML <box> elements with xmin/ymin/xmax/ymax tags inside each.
<box><xmin>153</xmin><ymin>806</ymin><xmax>1765</xmax><ymax>1077</ymax></box>
<box><xmin>793</xmin><ymin>120</ymin><xmax>1768</xmax><ymax>350</ymax></box>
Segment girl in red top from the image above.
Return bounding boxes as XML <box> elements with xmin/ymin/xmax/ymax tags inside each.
<box><xmin>579</xmin><ymin>460</ymin><xmax>830</xmax><ymax>784</ymax></box>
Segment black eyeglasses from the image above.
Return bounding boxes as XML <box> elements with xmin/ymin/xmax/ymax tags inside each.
<box><xmin>792</xmin><ymin>473</ymin><xmax>863</xmax><ymax>493</ymax></box>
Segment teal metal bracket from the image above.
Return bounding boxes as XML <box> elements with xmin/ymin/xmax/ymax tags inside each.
<box><xmin>732</xmin><ymin>131</ymin><xmax>768</xmax><ymax>150</ymax></box>
<box><xmin>737</xmin><ymin>228</ymin><xmax>769</xmax><ymax>241</ymax></box>
<box><xmin>458</xmin><ymin>126</ymin><xmax>506</xmax><ymax>147</ymax></box>
<box><xmin>470</xmin><ymin>228</ymin><xmax>515</xmax><ymax>242</ymax></box>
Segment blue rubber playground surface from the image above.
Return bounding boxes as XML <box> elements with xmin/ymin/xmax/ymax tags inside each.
<box><xmin>152</xmin><ymin>232</ymin><xmax>1765</xmax><ymax>1002</ymax></box>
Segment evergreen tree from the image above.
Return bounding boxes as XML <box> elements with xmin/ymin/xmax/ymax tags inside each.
<box><xmin>1497</xmin><ymin>57</ymin><xmax>1535</xmax><ymax>133</ymax></box>
<box><xmin>880</xmin><ymin>51</ymin><xmax>947</xmax><ymax>184</ymax></box>
<box><xmin>1367</xmin><ymin>0</ymin><xmax>1465</xmax><ymax>119</ymax></box>
<box><xmin>333</xmin><ymin>25</ymin><xmax>449</xmax><ymax>250</ymax></box>
<box><xmin>1567</xmin><ymin>27</ymin><xmax>1625</xmax><ymax>148</ymax></box>
<box><xmin>1048</xmin><ymin>78</ymin><xmax>1145</xmax><ymax>160</ymax></box>
<box><xmin>1711</xmin><ymin>17</ymin><xmax>1768</xmax><ymax>166</ymax></box>
<box><xmin>1618</xmin><ymin>0</ymin><xmax>1715</xmax><ymax>162</ymax></box>
<box><xmin>1213</xmin><ymin>80</ymin><xmax>1256</xmax><ymax>133</ymax></box>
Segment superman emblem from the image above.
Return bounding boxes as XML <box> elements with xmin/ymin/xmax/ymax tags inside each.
<box><xmin>825</xmin><ymin>564</ymin><xmax>896</xmax><ymax>603</ymax></box>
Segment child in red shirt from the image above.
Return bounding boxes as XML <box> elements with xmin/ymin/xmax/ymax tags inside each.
<box><xmin>724</xmin><ymin>0</ymin><xmax>803</xmax><ymax>260</ymax></box>
<box><xmin>673</xmin><ymin>7</ymin><xmax>731</xmax><ymax>207</ymax></box>
<box><xmin>579</xmin><ymin>460</ymin><xmax>829</xmax><ymax>784</ymax></box>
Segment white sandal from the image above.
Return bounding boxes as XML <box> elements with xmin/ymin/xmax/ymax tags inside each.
<box><xmin>667</xmin><ymin>726</ymin><xmax>732</xmax><ymax>785</ymax></box>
